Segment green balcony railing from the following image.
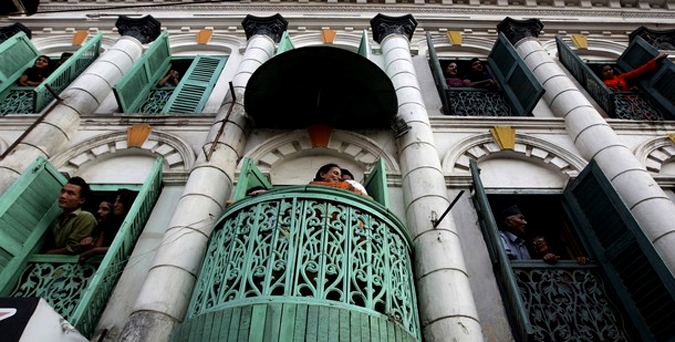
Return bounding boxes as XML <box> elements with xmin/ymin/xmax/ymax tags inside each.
<box><xmin>445</xmin><ymin>87</ymin><xmax>513</xmax><ymax>116</ymax></box>
<box><xmin>512</xmin><ymin>260</ymin><xmax>630</xmax><ymax>342</ymax></box>
<box><xmin>176</xmin><ymin>186</ymin><xmax>420</xmax><ymax>342</ymax></box>
<box><xmin>6</xmin><ymin>158</ymin><xmax>162</xmax><ymax>337</ymax></box>
<box><xmin>0</xmin><ymin>33</ymin><xmax>101</xmax><ymax>115</ymax></box>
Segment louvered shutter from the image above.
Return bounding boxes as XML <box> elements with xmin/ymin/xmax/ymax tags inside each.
<box><xmin>0</xmin><ymin>32</ymin><xmax>40</xmax><ymax>94</ymax></box>
<box><xmin>425</xmin><ymin>32</ymin><xmax>452</xmax><ymax>115</ymax></box>
<box><xmin>276</xmin><ymin>31</ymin><xmax>295</xmax><ymax>56</ymax></box>
<box><xmin>33</xmin><ymin>33</ymin><xmax>103</xmax><ymax>113</ymax></box>
<box><xmin>0</xmin><ymin>157</ymin><xmax>66</xmax><ymax>295</ymax></box>
<box><xmin>362</xmin><ymin>157</ymin><xmax>389</xmax><ymax>208</ymax></box>
<box><xmin>555</xmin><ymin>36</ymin><xmax>615</xmax><ymax>115</ymax></box>
<box><xmin>469</xmin><ymin>159</ymin><xmax>533</xmax><ymax>341</ymax></box>
<box><xmin>162</xmin><ymin>55</ymin><xmax>227</xmax><ymax>114</ymax></box>
<box><xmin>488</xmin><ymin>33</ymin><xmax>545</xmax><ymax>116</ymax></box>
<box><xmin>617</xmin><ymin>36</ymin><xmax>675</xmax><ymax>119</ymax></box>
<box><xmin>232</xmin><ymin>157</ymin><xmax>272</xmax><ymax>202</ymax></box>
<box><xmin>113</xmin><ymin>31</ymin><xmax>171</xmax><ymax>113</ymax></box>
<box><xmin>563</xmin><ymin>160</ymin><xmax>675</xmax><ymax>341</ymax></box>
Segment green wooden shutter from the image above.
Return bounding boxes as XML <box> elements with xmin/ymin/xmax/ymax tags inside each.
<box><xmin>358</xmin><ymin>29</ymin><xmax>370</xmax><ymax>59</ymax></box>
<box><xmin>113</xmin><ymin>31</ymin><xmax>171</xmax><ymax>113</ymax></box>
<box><xmin>70</xmin><ymin>157</ymin><xmax>163</xmax><ymax>336</ymax></box>
<box><xmin>276</xmin><ymin>31</ymin><xmax>295</xmax><ymax>56</ymax></box>
<box><xmin>616</xmin><ymin>36</ymin><xmax>675</xmax><ymax>119</ymax></box>
<box><xmin>33</xmin><ymin>33</ymin><xmax>103</xmax><ymax>113</ymax></box>
<box><xmin>563</xmin><ymin>160</ymin><xmax>675</xmax><ymax>341</ymax></box>
<box><xmin>0</xmin><ymin>156</ymin><xmax>66</xmax><ymax>295</ymax></box>
<box><xmin>232</xmin><ymin>157</ymin><xmax>272</xmax><ymax>201</ymax></box>
<box><xmin>469</xmin><ymin>159</ymin><xmax>533</xmax><ymax>341</ymax></box>
<box><xmin>162</xmin><ymin>55</ymin><xmax>227</xmax><ymax>114</ymax></box>
<box><xmin>555</xmin><ymin>36</ymin><xmax>615</xmax><ymax>115</ymax></box>
<box><xmin>0</xmin><ymin>31</ymin><xmax>40</xmax><ymax>94</ymax></box>
<box><xmin>425</xmin><ymin>32</ymin><xmax>452</xmax><ymax>115</ymax></box>
<box><xmin>488</xmin><ymin>33</ymin><xmax>545</xmax><ymax>116</ymax></box>
<box><xmin>362</xmin><ymin>157</ymin><xmax>389</xmax><ymax>208</ymax></box>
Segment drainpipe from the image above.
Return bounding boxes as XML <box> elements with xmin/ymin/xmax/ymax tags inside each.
<box><xmin>371</xmin><ymin>14</ymin><xmax>484</xmax><ymax>342</ymax></box>
<box><xmin>497</xmin><ymin>17</ymin><xmax>675</xmax><ymax>275</ymax></box>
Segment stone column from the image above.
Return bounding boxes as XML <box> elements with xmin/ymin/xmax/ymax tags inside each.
<box><xmin>497</xmin><ymin>17</ymin><xmax>675</xmax><ymax>274</ymax></box>
<box><xmin>0</xmin><ymin>15</ymin><xmax>160</xmax><ymax>194</ymax></box>
<box><xmin>118</xmin><ymin>14</ymin><xmax>285</xmax><ymax>342</ymax></box>
<box><xmin>371</xmin><ymin>14</ymin><xmax>483</xmax><ymax>342</ymax></box>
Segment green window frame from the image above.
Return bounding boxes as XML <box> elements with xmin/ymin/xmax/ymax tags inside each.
<box><xmin>113</xmin><ymin>31</ymin><xmax>227</xmax><ymax>115</ymax></box>
<box><xmin>470</xmin><ymin>159</ymin><xmax>675</xmax><ymax>341</ymax></box>
<box><xmin>426</xmin><ymin>32</ymin><xmax>544</xmax><ymax>117</ymax></box>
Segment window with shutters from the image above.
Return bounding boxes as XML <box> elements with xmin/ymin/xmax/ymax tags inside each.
<box><xmin>426</xmin><ymin>32</ymin><xmax>544</xmax><ymax>117</ymax></box>
<box><xmin>113</xmin><ymin>31</ymin><xmax>227</xmax><ymax>115</ymax></box>
<box><xmin>0</xmin><ymin>32</ymin><xmax>102</xmax><ymax>115</ymax></box>
<box><xmin>0</xmin><ymin>156</ymin><xmax>163</xmax><ymax>338</ymax></box>
<box><xmin>556</xmin><ymin>36</ymin><xmax>674</xmax><ymax>121</ymax></box>
<box><xmin>470</xmin><ymin>159</ymin><xmax>675</xmax><ymax>341</ymax></box>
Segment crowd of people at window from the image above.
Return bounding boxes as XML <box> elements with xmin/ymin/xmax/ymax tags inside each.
<box><xmin>42</xmin><ymin>176</ymin><xmax>137</xmax><ymax>263</ymax></box>
<box><xmin>497</xmin><ymin>205</ymin><xmax>589</xmax><ymax>265</ymax></box>
<box><xmin>18</xmin><ymin>53</ymin><xmax>72</xmax><ymax>86</ymax></box>
<box><xmin>444</xmin><ymin>58</ymin><xmax>497</xmax><ymax>89</ymax></box>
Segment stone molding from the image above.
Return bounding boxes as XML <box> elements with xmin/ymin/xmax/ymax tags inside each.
<box><xmin>370</xmin><ymin>13</ymin><xmax>417</xmax><ymax>43</ymax></box>
<box><xmin>635</xmin><ymin>136</ymin><xmax>675</xmax><ymax>174</ymax></box>
<box><xmin>244</xmin><ymin>129</ymin><xmax>399</xmax><ymax>174</ymax></box>
<box><xmin>115</xmin><ymin>15</ymin><xmax>161</xmax><ymax>44</ymax></box>
<box><xmin>443</xmin><ymin>133</ymin><xmax>586</xmax><ymax>176</ymax></box>
<box><xmin>242</xmin><ymin>13</ymin><xmax>288</xmax><ymax>43</ymax></box>
<box><xmin>49</xmin><ymin>130</ymin><xmax>195</xmax><ymax>175</ymax></box>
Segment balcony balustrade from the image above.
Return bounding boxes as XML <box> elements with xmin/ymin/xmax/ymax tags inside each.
<box><xmin>174</xmin><ymin>186</ymin><xmax>420</xmax><ymax>342</ymax></box>
<box><xmin>445</xmin><ymin>87</ymin><xmax>513</xmax><ymax>116</ymax></box>
<box><xmin>512</xmin><ymin>260</ymin><xmax>630</xmax><ymax>342</ymax></box>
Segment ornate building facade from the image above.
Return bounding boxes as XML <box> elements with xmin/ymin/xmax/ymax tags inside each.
<box><xmin>0</xmin><ymin>1</ymin><xmax>675</xmax><ymax>341</ymax></box>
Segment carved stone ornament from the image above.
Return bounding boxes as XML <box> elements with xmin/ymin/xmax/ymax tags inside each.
<box><xmin>242</xmin><ymin>13</ymin><xmax>288</xmax><ymax>43</ymax></box>
<box><xmin>497</xmin><ymin>17</ymin><xmax>544</xmax><ymax>46</ymax></box>
<box><xmin>0</xmin><ymin>23</ymin><xmax>31</xmax><ymax>43</ymax></box>
<box><xmin>370</xmin><ymin>14</ymin><xmax>418</xmax><ymax>44</ymax></box>
<box><xmin>630</xmin><ymin>26</ymin><xmax>675</xmax><ymax>51</ymax></box>
<box><xmin>115</xmin><ymin>15</ymin><xmax>161</xmax><ymax>44</ymax></box>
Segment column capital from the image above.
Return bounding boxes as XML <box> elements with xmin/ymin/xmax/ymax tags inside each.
<box><xmin>630</xmin><ymin>26</ymin><xmax>675</xmax><ymax>50</ymax></box>
<box><xmin>115</xmin><ymin>15</ymin><xmax>161</xmax><ymax>44</ymax></box>
<box><xmin>370</xmin><ymin>14</ymin><xmax>417</xmax><ymax>44</ymax></box>
<box><xmin>497</xmin><ymin>17</ymin><xmax>543</xmax><ymax>46</ymax></box>
<box><xmin>0</xmin><ymin>23</ymin><xmax>31</xmax><ymax>42</ymax></box>
<box><xmin>242</xmin><ymin>14</ymin><xmax>288</xmax><ymax>43</ymax></box>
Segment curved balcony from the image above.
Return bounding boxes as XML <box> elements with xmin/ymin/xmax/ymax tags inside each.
<box><xmin>174</xmin><ymin>186</ymin><xmax>420</xmax><ymax>342</ymax></box>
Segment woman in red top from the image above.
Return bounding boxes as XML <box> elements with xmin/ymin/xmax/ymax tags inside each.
<box><xmin>601</xmin><ymin>52</ymin><xmax>668</xmax><ymax>91</ymax></box>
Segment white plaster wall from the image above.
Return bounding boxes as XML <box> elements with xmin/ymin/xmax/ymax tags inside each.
<box><xmin>413</xmin><ymin>54</ymin><xmax>443</xmax><ymax>116</ymax></box>
<box><xmin>77</xmin><ymin>154</ymin><xmax>158</xmax><ymax>184</ymax></box>
<box><xmin>479</xmin><ymin>157</ymin><xmax>568</xmax><ymax>189</ymax></box>
<box><xmin>93</xmin><ymin>185</ymin><xmax>184</xmax><ymax>342</ymax></box>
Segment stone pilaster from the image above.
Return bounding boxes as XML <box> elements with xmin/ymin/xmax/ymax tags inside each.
<box><xmin>371</xmin><ymin>13</ymin><xmax>484</xmax><ymax>342</ymax></box>
<box><xmin>498</xmin><ymin>17</ymin><xmax>675</xmax><ymax>275</ymax></box>
<box><xmin>118</xmin><ymin>14</ymin><xmax>283</xmax><ymax>342</ymax></box>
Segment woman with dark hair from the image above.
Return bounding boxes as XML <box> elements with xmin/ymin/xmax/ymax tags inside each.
<box><xmin>601</xmin><ymin>52</ymin><xmax>668</xmax><ymax>91</ymax></box>
<box><xmin>18</xmin><ymin>55</ymin><xmax>52</xmax><ymax>86</ymax></box>
<box><xmin>309</xmin><ymin>163</ymin><xmax>366</xmax><ymax>196</ymax></box>
<box><xmin>79</xmin><ymin>189</ymin><xmax>137</xmax><ymax>262</ymax></box>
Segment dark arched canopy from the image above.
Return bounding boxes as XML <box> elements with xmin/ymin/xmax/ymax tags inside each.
<box><xmin>244</xmin><ymin>46</ymin><xmax>397</xmax><ymax>130</ymax></box>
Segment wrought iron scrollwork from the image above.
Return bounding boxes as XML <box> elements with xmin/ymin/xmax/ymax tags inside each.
<box><xmin>449</xmin><ymin>88</ymin><xmax>513</xmax><ymax>116</ymax></box>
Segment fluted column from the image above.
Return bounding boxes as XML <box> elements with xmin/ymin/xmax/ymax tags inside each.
<box><xmin>371</xmin><ymin>14</ymin><xmax>483</xmax><ymax>342</ymax></box>
<box><xmin>498</xmin><ymin>17</ymin><xmax>675</xmax><ymax>274</ymax></box>
<box><xmin>0</xmin><ymin>15</ymin><xmax>160</xmax><ymax>194</ymax></box>
<box><xmin>118</xmin><ymin>14</ymin><xmax>285</xmax><ymax>342</ymax></box>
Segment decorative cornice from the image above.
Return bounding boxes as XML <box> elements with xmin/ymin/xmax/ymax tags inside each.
<box><xmin>115</xmin><ymin>15</ymin><xmax>161</xmax><ymax>43</ymax></box>
<box><xmin>497</xmin><ymin>17</ymin><xmax>543</xmax><ymax>45</ymax></box>
<box><xmin>370</xmin><ymin>13</ymin><xmax>417</xmax><ymax>43</ymax></box>
<box><xmin>630</xmin><ymin>26</ymin><xmax>675</xmax><ymax>50</ymax></box>
<box><xmin>242</xmin><ymin>13</ymin><xmax>288</xmax><ymax>43</ymax></box>
<box><xmin>0</xmin><ymin>22</ymin><xmax>31</xmax><ymax>42</ymax></box>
